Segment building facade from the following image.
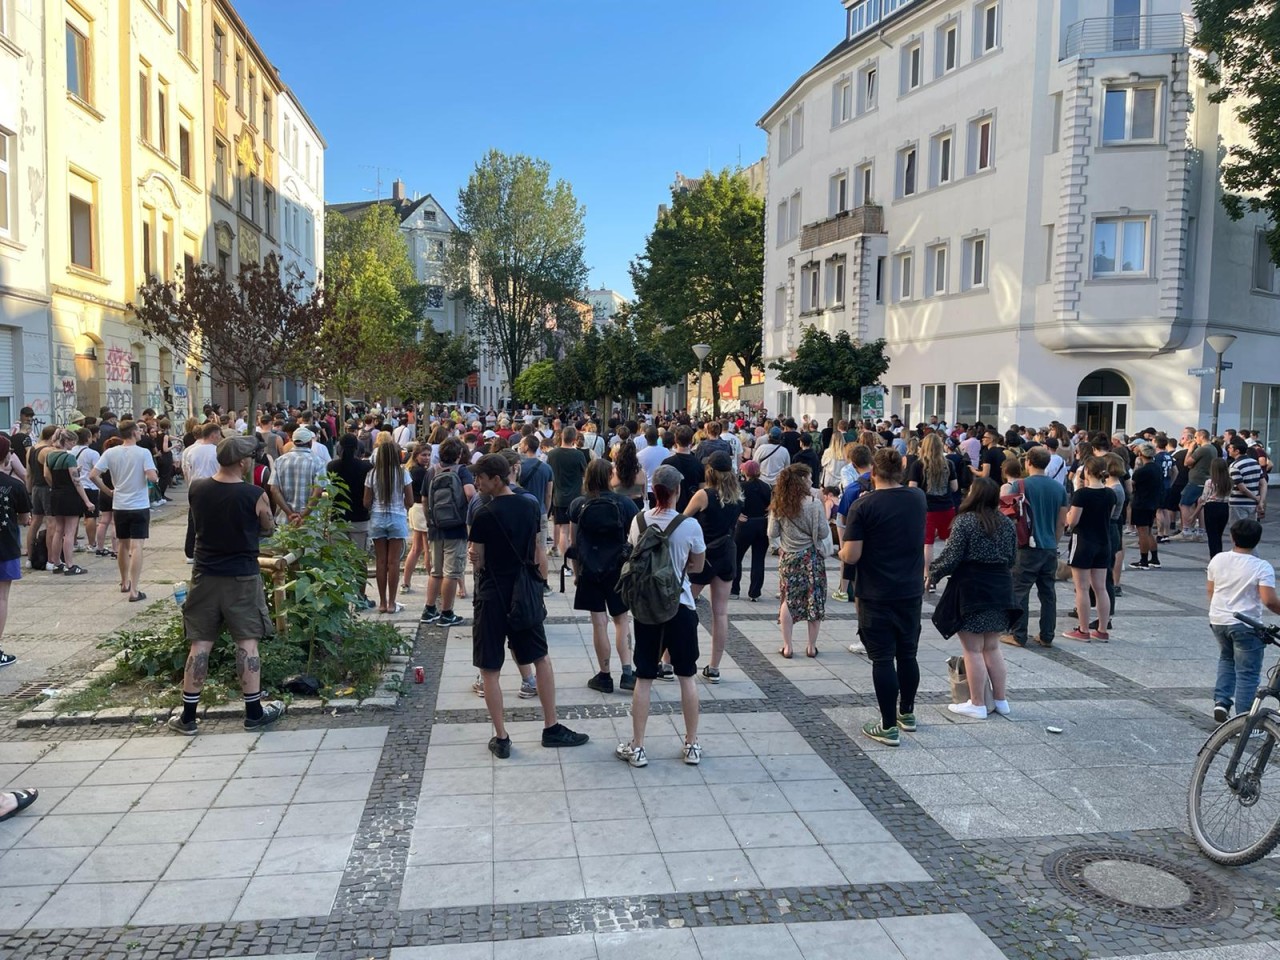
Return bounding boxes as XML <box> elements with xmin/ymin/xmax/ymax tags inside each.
<box><xmin>760</xmin><ymin>0</ymin><xmax>1280</xmax><ymax>459</ymax></box>
<box><xmin>0</xmin><ymin>0</ymin><xmax>53</xmax><ymax>429</ymax></box>
<box><xmin>583</xmin><ymin>288</ymin><xmax>627</xmax><ymax>328</ymax></box>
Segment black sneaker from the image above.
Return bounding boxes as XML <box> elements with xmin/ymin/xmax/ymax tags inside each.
<box><xmin>701</xmin><ymin>666</ymin><xmax>721</xmax><ymax>684</ymax></box>
<box><xmin>489</xmin><ymin>735</ymin><xmax>511</xmax><ymax>759</ymax></box>
<box><xmin>619</xmin><ymin>671</ymin><xmax>636</xmax><ymax>692</ymax></box>
<box><xmin>167</xmin><ymin>715</ymin><xmax>199</xmax><ymax>736</ymax></box>
<box><xmin>1127</xmin><ymin>560</ymin><xmax>1150</xmax><ymax>571</ymax></box>
<box><xmin>587</xmin><ymin>672</ymin><xmax>614</xmax><ymax>694</ymax></box>
<box><xmin>541</xmin><ymin>723</ymin><xmax>589</xmax><ymax>748</ymax></box>
<box><xmin>657</xmin><ymin>663</ymin><xmax>675</xmax><ymax>682</ymax></box>
<box><xmin>1213</xmin><ymin>704</ymin><xmax>1229</xmax><ymax>723</ymax></box>
<box><xmin>437</xmin><ymin>612</ymin><xmax>465</xmax><ymax>627</ymax></box>
<box><xmin>0</xmin><ymin>651</ymin><xmax>15</xmax><ymax>668</ymax></box>
<box><xmin>420</xmin><ymin>606</ymin><xmax>439</xmax><ymax>623</ymax></box>
<box><xmin>1148</xmin><ymin>560</ymin><xmax>1162</xmax><ymax>569</ymax></box>
<box><xmin>243</xmin><ymin>701</ymin><xmax>286</xmax><ymax>731</ymax></box>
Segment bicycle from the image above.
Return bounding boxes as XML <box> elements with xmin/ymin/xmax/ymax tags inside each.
<box><xmin>1188</xmin><ymin>612</ymin><xmax>1280</xmax><ymax>865</ymax></box>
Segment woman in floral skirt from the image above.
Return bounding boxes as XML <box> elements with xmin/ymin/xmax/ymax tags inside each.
<box><xmin>769</xmin><ymin>463</ymin><xmax>831</xmax><ymax>658</ymax></box>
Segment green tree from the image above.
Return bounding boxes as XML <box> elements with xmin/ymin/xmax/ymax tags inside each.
<box><xmin>445</xmin><ymin>150</ymin><xmax>589</xmax><ymax>398</ymax></box>
<box><xmin>133</xmin><ymin>255</ymin><xmax>325</xmax><ymax>424</ymax></box>
<box><xmin>770</xmin><ymin>328</ymin><xmax>890</xmax><ymax>421</ymax></box>
<box><xmin>597</xmin><ymin>321</ymin><xmax>676</xmax><ymax>420</ymax></box>
<box><xmin>630</xmin><ymin>168</ymin><xmax>765</xmax><ymax>413</ymax></box>
<box><xmin>513</xmin><ymin>359</ymin><xmax>572</xmax><ymax>408</ymax></box>
<box><xmin>1193</xmin><ymin>1</ymin><xmax>1280</xmax><ymax>258</ymax></box>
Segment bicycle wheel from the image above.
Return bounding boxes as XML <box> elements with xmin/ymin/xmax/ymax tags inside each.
<box><xmin>1188</xmin><ymin>713</ymin><xmax>1280</xmax><ymax>865</ymax></box>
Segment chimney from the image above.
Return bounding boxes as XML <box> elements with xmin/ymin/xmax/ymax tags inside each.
<box><xmin>391</xmin><ymin>179</ymin><xmax>406</xmax><ymax>202</ymax></box>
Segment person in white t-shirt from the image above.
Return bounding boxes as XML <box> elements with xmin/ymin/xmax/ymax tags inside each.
<box><xmin>1207</xmin><ymin>518</ymin><xmax>1280</xmax><ymax>720</ymax></box>
<box><xmin>88</xmin><ymin>420</ymin><xmax>158</xmax><ymax>602</ymax></box>
<box><xmin>364</xmin><ymin>440</ymin><xmax>414</xmax><ymax>615</ymax></box>
<box><xmin>616</xmin><ymin>464</ymin><xmax>707</xmax><ymax>770</ymax></box>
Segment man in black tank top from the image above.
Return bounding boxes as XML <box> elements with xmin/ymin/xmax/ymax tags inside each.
<box><xmin>168</xmin><ymin>434</ymin><xmax>285</xmax><ymax>736</ymax></box>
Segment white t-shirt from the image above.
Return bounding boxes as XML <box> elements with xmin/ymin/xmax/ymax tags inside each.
<box><xmin>183</xmin><ymin>442</ymin><xmax>220</xmax><ymax>484</ymax></box>
<box><xmin>365</xmin><ymin>466</ymin><xmax>413</xmax><ymax>515</ymax></box>
<box><xmin>97</xmin><ymin>445</ymin><xmax>157</xmax><ymax>511</ymax></box>
<box><xmin>637</xmin><ymin>444</ymin><xmax>668</xmax><ymax>493</ymax></box>
<box><xmin>753</xmin><ymin>442</ymin><xmax>791</xmax><ymax>486</ymax></box>
<box><xmin>72</xmin><ymin>445</ymin><xmax>100</xmax><ymax>491</ymax></box>
<box><xmin>1208</xmin><ymin>551</ymin><xmax>1277</xmax><ymax>626</ymax></box>
<box><xmin>628</xmin><ymin>507</ymin><xmax>707</xmax><ymax>610</ymax></box>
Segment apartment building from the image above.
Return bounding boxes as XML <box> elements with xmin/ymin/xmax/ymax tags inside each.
<box><xmin>761</xmin><ymin>0</ymin><xmax>1280</xmax><ymax>455</ymax></box>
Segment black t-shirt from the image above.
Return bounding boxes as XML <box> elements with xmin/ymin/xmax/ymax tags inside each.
<box><xmin>189</xmin><ymin>478</ymin><xmax>267</xmax><ymax>577</ymax></box>
<box><xmin>741</xmin><ymin>477</ymin><xmax>772</xmax><ymax>519</ymax></box>
<box><xmin>982</xmin><ymin>445</ymin><xmax>1006</xmax><ymax>479</ymax></box>
<box><xmin>664</xmin><ymin>451</ymin><xmax>705</xmax><ymax>513</ymax></box>
<box><xmin>546</xmin><ymin>447</ymin><xmax>589</xmax><ymax>508</ymax></box>
<box><xmin>1070</xmin><ymin>486</ymin><xmax>1114</xmax><ymax>546</ymax></box>
<box><xmin>8</xmin><ymin>431</ymin><xmax>32</xmax><ymax>468</ymax></box>
<box><xmin>1131</xmin><ymin>461</ymin><xmax>1163</xmax><ymax>512</ymax></box>
<box><xmin>0</xmin><ymin>473</ymin><xmax>31</xmax><ymax>561</ymax></box>
<box><xmin>326</xmin><ymin>457</ymin><xmax>373</xmax><ymax>523</ymax></box>
<box><xmin>844</xmin><ymin>486</ymin><xmax>927</xmax><ymax>601</ymax></box>
<box><xmin>908</xmin><ymin>459</ymin><xmax>957</xmax><ymax>511</ymax></box>
<box><xmin>470</xmin><ymin>493</ymin><xmax>541</xmax><ymax>588</ymax></box>
<box><xmin>780</xmin><ymin>431</ymin><xmax>802</xmax><ymax>459</ymax></box>
<box><xmin>795</xmin><ymin>449</ymin><xmax>822</xmax><ymax>489</ymax></box>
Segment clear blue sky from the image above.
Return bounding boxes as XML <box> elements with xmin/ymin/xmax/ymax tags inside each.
<box><xmin>238</xmin><ymin>0</ymin><xmax>837</xmax><ymax>298</ymax></box>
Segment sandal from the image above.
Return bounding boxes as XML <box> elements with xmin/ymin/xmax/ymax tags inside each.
<box><xmin>0</xmin><ymin>788</ymin><xmax>38</xmax><ymax>822</ymax></box>
<box><xmin>120</xmin><ymin>581</ymin><xmax>131</xmax><ymax>594</ymax></box>
<box><xmin>63</xmin><ymin>565</ymin><xmax>87</xmax><ymax>576</ymax></box>
<box><xmin>390</xmin><ymin>602</ymin><xmax>404</xmax><ymax>614</ymax></box>
<box><xmin>779</xmin><ymin>647</ymin><xmax>793</xmax><ymax>659</ymax></box>
<box><xmin>806</xmin><ymin>647</ymin><xmax>819</xmax><ymax>658</ymax></box>
<box><xmin>128</xmin><ymin>592</ymin><xmax>148</xmax><ymax>603</ymax></box>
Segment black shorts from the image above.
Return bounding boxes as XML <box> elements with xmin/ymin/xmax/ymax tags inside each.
<box><xmin>1163</xmin><ymin>486</ymin><xmax>1183</xmax><ymax>512</ymax></box>
<box><xmin>1068</xmin><ymin>533</ymin><xmax>1110</xmax><ymax>569</ymax></box>
<box><xmin>31</xmin><ymin>486</ymin><xmax>50</xmax><ymax>516</ymax></box>
<box><xmin>84</xmin><ymin>489</ymin><xmax>100</xmax><ymax>519</ymax></box>
<box><xmin>1131</xmin><ymin>507</ymin><xmax>1157</xmax><ymax>528</ymax></box>
<box><xmin>472</xmin><ymin>584</ymin><xmax>548</xmax><ymax>671</ymax></box>
<box><xmin>573</xmin><ymin>572</ymin><xmax>627</xmax><ymax>617</ymax></box>
<box><xmin>113</xmin><ymin>508</ymin><xmax>151</xmax><ymax>540</ymax></box>
<box><xmin>634</xmin><ymin>604</ymin><xmax>699</xmax><ymax>679</ymax></box>
<box><xmin>553</xmin><ymin>503</ymin><xmax>572</xmax><ymax>525</ymax></box>
<box><xmin>689</xmin><ymin>540</ymin><xmax>734</xmax><ymax>585</ymax></box>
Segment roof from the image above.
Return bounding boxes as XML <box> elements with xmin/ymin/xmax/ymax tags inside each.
<box><xmin>327</xmin><ymin>194</ymin><xmax>456</xmax><ymax>229</ymax></box>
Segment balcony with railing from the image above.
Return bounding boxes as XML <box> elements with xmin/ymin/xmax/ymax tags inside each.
<box><xmin>800</xmin><ymin>205</ymin><xmax>884</xmax><ymax>252</ymax></box>
<box><xmin>1062</xmin><ymin>13</ymin><xmax>1196</xmax><ymax>60</ymax></box>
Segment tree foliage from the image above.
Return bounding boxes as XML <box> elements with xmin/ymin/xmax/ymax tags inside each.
<box><xmin>1193</xmin><ymin>1</ymin><xmax>1280</xmax><ymax>258</ymax></box>
<box><xmin>132</xmin><ymin>255</ymin><xmax>324</xmax><ymax>422</ymax></box>
<box><xmin>629</xmin><ymin>168</ymin><xmax>765</xmax><ymax>394</ymax></box>
<box><xmin>770</xmin><ymin>328</ymin><xmax>890</xmax><ymax>417</ymax></box>
<box><xmin>513</xmin><ymin>359</ymin><xmax>571</xmax><ymax>408</ymax></box>
<box><xmin>445</xmin><ymin>150</ymin><xmax>589</xmax><ymax>396</ymax></box>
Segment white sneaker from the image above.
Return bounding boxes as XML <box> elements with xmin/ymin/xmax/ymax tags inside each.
<box><xmin>616</xmin><ymin>742</ymin><xmax>648</xmax><ymax>767</ymax></box>
<box><xmin>682</xmin><ymin>741</ymin><xmax>702</xmax><ymax>765</ymax></box>
<box><xmin>992</xmin><ymin>700</ymin><xmax>1011</xmax><ymax>716</ymax></box>
<box><xmin>848</xmin><ymin>641</ymin><xmax>866</xmax><ymax>655</ymax></box>
<box><xmin>948</xmin><ymin>701</ymin><xmax>988</xmax><ymax>719</ymax></box>
<box><xmin>185</xmin><ymin>557</ymin><xmax>194</xmax><ymax>565</ymax></box>
<box><xmin>472</xmin><ymin>675</ymin><xmax>484</xmax><ymax>698</ymax></box>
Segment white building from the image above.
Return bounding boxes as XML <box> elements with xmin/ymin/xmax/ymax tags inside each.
<box><xmin>0</xmin><ymin>0</ymin><xmax>54</xmax><ymax>429</ymax></box>
<box><xmin>277</xmin><ymin>85</ymin><xmax>325</xmax><ymax>406</ymax></box>
<box><xmin>583</xmin><ymin>288</ymin><xmax>627</xmax><ymax>328</ymax></box>
<box><xmin>760</xmin><ymin>0</ymin><xmax>1280</xmax><ymax>458</ymax></box>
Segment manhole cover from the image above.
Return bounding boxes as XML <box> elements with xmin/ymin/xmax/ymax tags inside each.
<box><xmin>1044</xmin><ymin>847</ymin><xmax>1232</xmax><ymax>927</ymax></box>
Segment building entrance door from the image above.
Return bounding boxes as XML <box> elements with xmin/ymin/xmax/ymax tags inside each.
<box><xmin>1076</xmin><ymin>370</ymin><xmax>1131</xmax><ymax>437</ymax></box>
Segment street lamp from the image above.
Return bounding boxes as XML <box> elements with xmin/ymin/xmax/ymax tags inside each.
<box><xmin>1206</xmin><ymin>333</ymin><xmax>1237</xmax><ymax>437</ymax></box>
<box><xmin>692</xmin><ymin>343</ymin><xmax>711</xmax><ymax>418</ymax></box>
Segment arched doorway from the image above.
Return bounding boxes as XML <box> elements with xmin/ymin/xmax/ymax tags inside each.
<box><xmin>1076</xmin><ymin>369</ymin><xmax>1131</xmax><ymax>436</ymax></box>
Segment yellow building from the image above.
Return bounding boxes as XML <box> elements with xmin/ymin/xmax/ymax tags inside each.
<box><xmin>46</xmin><ymin>0</ymin><xmax>208</xmax><ymax>423</ymax></box>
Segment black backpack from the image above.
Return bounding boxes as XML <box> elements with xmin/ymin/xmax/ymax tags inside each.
<box><xmin>575</xmin><ymin>496</ymin><xmax>630</xmax><ymax>581</ymax></box>
<box><xmin>427</xmin><ymin>467</ymin><xmax>467</xmax><ymax>530</ymax></box>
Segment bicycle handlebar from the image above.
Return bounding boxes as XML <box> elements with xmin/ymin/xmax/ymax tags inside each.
<box><xmin>1234</xmin><ymin>612</ymin><xmax>1280</xmax><ymax>640</ymax></box>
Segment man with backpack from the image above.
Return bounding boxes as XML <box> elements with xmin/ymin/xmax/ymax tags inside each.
<box><xmin>518</xmin><ymin>434</ymin><xmax>553</xmax><ymax>552</ymax></box>
<box><xmin>615</xmin><ymin>464</ymin><xmax>707</xmax><ymax>768</ymax></box>
<box><xmin>420</xmin><ymin>436</ymin><xmax>474</xmax><ymax>628</ymax></box>
<box><xmin>469</xmin><ymin>453</ymin><xmax>589</xmax><ymax>758</ymax></box>
<box><xmin>1005</xmin><ymin>446</ymin><xmax>1069</xmax><ymax>648</ymax></box>
<box><xmin>570</xmin><ymin>459</ymin><xmax>638</xmax><ymax>694</ymax></box>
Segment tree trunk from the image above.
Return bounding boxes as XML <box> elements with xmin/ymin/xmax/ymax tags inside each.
<box><xmin>246</xmin><ymin>382</ymin><xmax>259</xmax><ymax>434</ymax></box>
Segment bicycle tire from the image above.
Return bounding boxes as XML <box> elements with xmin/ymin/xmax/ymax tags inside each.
<box><xmin>1188</xmin><ymin>713</ymin><xmax>1280</xmax><ymax>865</ymax></box>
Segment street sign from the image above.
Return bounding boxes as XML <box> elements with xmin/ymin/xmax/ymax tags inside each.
<box><xmin>1222</xmin><ymin>361</ymin><xmax>1234</xmax><ymax>369</ymax></box>
<box><xmin>860</xmin><ymin>385</ymin><xmax>885</xmax><ymax>420</ymax></box>
<box><xmin>1187</xmin><ymin>367</ymin><xmax>1213</xmax><ymax>377</ymax></box>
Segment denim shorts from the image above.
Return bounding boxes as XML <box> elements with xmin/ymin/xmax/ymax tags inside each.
<box><xmin>368</xmin><ymin>510</ymin><xmax>409</xmax><ymax>541</ymax></box>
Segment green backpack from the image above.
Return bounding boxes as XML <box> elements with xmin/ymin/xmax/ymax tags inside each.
<box><xmin>617</xmin><ymin>514</ymin><xmax>689</xmax><ymax>625</ymax></box>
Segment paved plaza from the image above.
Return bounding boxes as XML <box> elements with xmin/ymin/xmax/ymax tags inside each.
<box><xmin>6</xmin><ymin>498</ymin><xmax>1280</xmax><ymax>959</ymax></box>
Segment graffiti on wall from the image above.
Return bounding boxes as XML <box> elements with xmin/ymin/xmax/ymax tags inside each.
<box><xmin>172</xmin><ymin>385</ymin><xmax>190</xmax><ymax>422</ymax></box>
<box><xmin>53</xmin><ymin>378</ymin><xmax>78</xmax><ymax>425</ymax></box>
<box><xmin>104</xmin><ymin>343</ymin><xmax>133</xmax><ymax>418</ymax></box>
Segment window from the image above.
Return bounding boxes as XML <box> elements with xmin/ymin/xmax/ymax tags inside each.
<box><xmin>161</xmin><ymin>216</ymin><xmax>173</xmax><ymax>280</ymax></box>
<box><xmin>773</xmin><ymin>286</ymin><xmax>786</xmax><ymax>330</ymax></box>
<box><xmin>141</xmin><ymin>208</ymin><xmax>153</xmax><ymax>279</ymax></box>
<box><xmin>263</xmin><ymin>185</ymin><xmax>274</xmax><ymax>236</ymax></box>
<box><xmin>777</xmin><ymin>390</ymin><xmax>794</xmax><ymax>419</ymax></box>
<box><xmin>217</xmin><ymin>249</ymin><xmax>229</xmax><ymax>277</ymax></box>
<box><xmin>1044</xmin><ymin>224</ymin><xmax>1055</xmax><ymax>282</ymax></box>
<box><xmin>939</xmin><ymin>22</ymin><xmax>959</xmax><ymax>74</ymax></box>
<box><xmin>234</xmin><ymin>51</ymin><xmax>244</xmax><ymax>112</ymax></box>
<box><xmin>895</xmin><ymin>252</ymin><xmax>914</xmax><ymax>301</ymax></box>
<box><xmin>248</xmin><ymin>68</ymin><xmax>257</xmax><ymax>127</ymax></box>
<box><xmin>904</xmin><ymin>42</ymin><xmax>923</xmax><ymax>91</ymax></box>
<box><xmin>856</xmin><ymin>162</ymin><xmax>873</xmax><ymax>206</ymax></box>
<box><xmin>957</xmin><ymin>382</ymin><xmax>1000</xmax><ymax>423</ymax></box>
<box><xmin>429</xmin><ymin>239</ymin><xmax>446</xmax><ymax>261</ymax></box>
<box><xmin>777</xmin><ymin>191</ymin><xmax>801</xmax><ymax>245</ymax></box>
<box><xmin>834</xmin><ymin>76</ymin><xmax>853</xmax><ymax>125</ymax></box>
<box><xmin>245</xmin><ymin>171</ymin><xmax>257</xmax><ymax>222</ymax></box>
<box><xmin>899</xmin><ymin>145</ymin><xmax>918</xmax><ymax>197</ymax></box>
<box><xmin>830</xmin><ymin>172</ymin><xmax>849</xmax><ymax>215</ymax></box>
<box><xmin>964</xmin><ymin>235</ymin><xmax>987</xmax><ymax>289</ymax></box>
<box><xmin>66</xmin><ymin>19</ymin><xmax>91</xmax><ymax>104</ymax></box>
<box><xmin>922</xmin><ymin>384</ymin><xmax>946</xmax><ymax>419</ymax></box>
<box><xmin>1103</xmin><ymin>85</ymin><xmax>1159</xmax><ymax>144</ymax></box>
<box><xmin>157</xmin><ymin>82</ymin><xmax>169</xmax><ymax>154</ymax></box>
<box><xmin>875</xmin><ymin>256</ymin><xmax>885</xmax><ymax>303</ymax></box>
<box><xmin>801</xmin><ymin>263</ymin><xmax>821</xmax><ymax>313</ymax></box>
<box><xmin>778</xmin><ymin>105</ymin><xmax>804</xmax><ymax>163</ymax></box>
<box><xmin>970</xmin><ymin>116</ymin><xmax>994</xmax><ymax>172</ymax></box>
<box><xmin>1253</xmin><ymin>232</ymin><xmax>1280</xmax><ymax>294</ymax></box>
<box><xmin>69</xmin><ymin>172</ymin><xmax>95</xmax><ymax>270</ymax></box>
<box><xmin>859</xmin><ymin>64</ymin><xmax>878</xmax><ymax>113</ymax></box>
<box><xmin>213</xmin><ymin>24</ymin><xmax>225</xmax><ymax>87</ymax></box>
<box><xmin>928</xmin><ymin>244</ymin><xmax>948</xmax><ymax>295</ymax></box>
<box><xmin>933</xmin><ymin>132</ymin><xmax>954</xmax><ymax>186</ymax></box>
<box><xmin>214</xmin><ymin>137</ymin><xmax>228</xmax><ymax>201</ymax></box>
<box><xmin>1051</xmin><ymin>93</ymin><xmax>1063</xmax><ymax>153</ymax></box>
<box><xmin>179</xmin><ymin>120</ymin><xmax>192</xmax><ymax>179</ymax></box>
<box><xmin>980</xmin><ymin>2</ymin><xmax>1000</xmax><ymax>53</ymax></box>
<box><xmin>426</xmin><ymin>286</ymin><xmax>445</xmax><ymax>309</ymax></box>
<box><xmin>183</xmin><ymin>250</ymin><xmax>195</xmax><ymax>290</ymax></box>
<box><xmin>177</xmin><ymin>0</ymin><xmax>190</xmax><ymax>57</ymax></box>
<box><xmin>829</xmin><ymin>259</ymin><xmax>846</xmax><ymax>306</ymax></box>
<box><xmin>0</xmin><ymin>130</ymin><xmax>10</xmax><ymax>238</ymax></box>
<box><xmin>1092</xmin><ymin>216</ymin><xmax>1149</xmax><ymax>276</ymax></box>
<box><xmin>304</xmin><ymin>215</ymin><xmax>314</xmax><ymax>260</ymax></box>
<box><xmin>138</xmin><ymin>67</ymin><xmax>150</xmax><ymax>142</ymax></box>
<box><xmin>262</xmin><ymin>94</ymin><xmax>271</xmax><ymax>143</ymax></box>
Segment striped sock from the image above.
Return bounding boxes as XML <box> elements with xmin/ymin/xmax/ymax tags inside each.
<box><xmin>181</xmin><ymin>691</ymin><xmax>200</xmax><ymax>724</ymax></box>
<box><xmin>243</xmin><ymin>691</ymin><xmax>263</xmax><ymax>721</ymax></box>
